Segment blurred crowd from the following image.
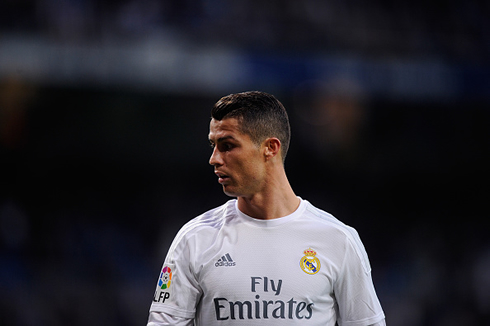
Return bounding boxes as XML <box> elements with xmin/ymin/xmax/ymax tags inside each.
<box><xmin>1</xmin><ymin>0</ymin><xmax>489</xmax><ymax>61</ymax></box>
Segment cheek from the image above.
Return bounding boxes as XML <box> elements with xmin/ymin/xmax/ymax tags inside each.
<box><xmin>228</xmin><ymin>149</ymin><xmax>264</xmax><ymax>180</ymax></box>
<box><xmin>242</xmin><ymin>158</ymin><xmax>266</xmax><ymax>181</ymax></box>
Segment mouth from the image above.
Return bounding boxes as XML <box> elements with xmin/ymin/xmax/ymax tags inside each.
<box><xmin>215</xmin><ymin>172</ymin><xmax>230</xmax><ymax>184</ymax></box>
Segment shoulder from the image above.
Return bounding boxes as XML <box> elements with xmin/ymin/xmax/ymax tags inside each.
<box><xmin>164</xmin><ymin>200</ymin><xmax>239</xmax><ymax>265</ymax></box>
<box><xmin>302</xmin><ymin>200</ymin><xmax>359</xmax><ymax>238</ymax></box>
<box><xmin>172</xmin><ymin>199</ymin><xmax>236</xmax><ymax>244</ymax></box>
<box><xmin>302</xmin><ymin>200</ymin><xmax>372</xmax><ymax>273</ymax></box>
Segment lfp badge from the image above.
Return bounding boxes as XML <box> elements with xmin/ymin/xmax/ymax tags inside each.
<box><xmin>153</xmin><ymin>265</ymin><xmax>173</xmax><ymax>304</ymax></box>
<box><xmin>158</xmin><ymin>266</ymin><xmax>172</xmax><ymax>289</ymax></box>
<box><xmin>300</xmin><ymin>248</ymin><xmax>321</xmax><ymax>275</ymax></box>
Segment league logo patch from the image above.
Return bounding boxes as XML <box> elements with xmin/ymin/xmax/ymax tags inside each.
<box><xmin>158</xmin><ymin>266</ymin><xmax>172</xmax><ymax>289</ymax></box>
<box><xmin>153</xmin><ymin>264</ymin><xmax>173</xmax><ymax>304</ymax></box>
<box><xmin>300</xmin><ymin>248</ymin><xmax>321</xmax><ymax>275</ymax></box>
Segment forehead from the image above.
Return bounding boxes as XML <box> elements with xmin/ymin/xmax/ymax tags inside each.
<box><xmin>208</xmin><ymin>118</ymin><xmax>245</xmax><ymax>140</ymax></box>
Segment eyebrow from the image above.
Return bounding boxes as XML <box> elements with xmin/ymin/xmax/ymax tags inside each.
<box><xmin>208</xmin><ymin>135</ymin><xmax>237</xmax><ymax>143</ymax></box>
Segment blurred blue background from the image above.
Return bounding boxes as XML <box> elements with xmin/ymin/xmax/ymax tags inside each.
<box><xmin>1</xmin><ymin>0</ymin><xmax>489</xmax><ymax>325</ymax></box>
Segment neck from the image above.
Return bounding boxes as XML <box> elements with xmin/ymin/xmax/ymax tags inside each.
<box><xmin>236</xmin><ymin>168</ymin><xmax>300</xmax><ymax>220</ymax></box>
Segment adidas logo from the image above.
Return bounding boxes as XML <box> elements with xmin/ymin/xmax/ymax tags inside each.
<box><xmin>215</xmin><ymin>253</ymin><xmax>236</xmax><ymax>267</ymax></box>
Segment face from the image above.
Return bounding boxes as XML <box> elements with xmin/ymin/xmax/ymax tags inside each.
<box><xmin>208</xmin><ymin>118</ymin><xmax>267</xmax><ymax>198</ymax></box>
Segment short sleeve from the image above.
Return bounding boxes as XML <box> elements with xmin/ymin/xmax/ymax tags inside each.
<box><xmin>147</xmin><ymin>311</ymin><xmax>194</xmax><ymax>326</ymax></box>
<box><xmin>149</xmin><ymin>230</ymin><xmax>202</xmax><ymax>319</ymax></box>
<box><xmin>334</xmin><ymin>232</ymin><xmax>385</xmax><ymax>326</ymax></box>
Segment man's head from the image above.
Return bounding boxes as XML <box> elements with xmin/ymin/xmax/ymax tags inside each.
<box><xmin>211</xmin><ymin>91</ymin><xmax>291</xmax><ymax>163</ymax></box>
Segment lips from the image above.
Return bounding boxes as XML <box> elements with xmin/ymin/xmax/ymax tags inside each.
<box><xmin>215</xmin><ymin>172</ymin><xmax>229</xmax><ymax>184</ymax></box>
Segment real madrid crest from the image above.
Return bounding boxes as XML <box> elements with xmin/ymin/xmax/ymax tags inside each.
<box><xmin>300</xmin><ymin>248</ymin><xmax>321</xmax><ymax>275</ymax></box>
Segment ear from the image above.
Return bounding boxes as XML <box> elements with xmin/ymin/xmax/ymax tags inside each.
<box><xmin>264</xmin><ymin>138</ymin><xmax>281</xmax><ymax>161</ymax></box>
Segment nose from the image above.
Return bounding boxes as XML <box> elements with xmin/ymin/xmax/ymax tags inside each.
<box><xmin>209</xmin><ymin>147</ymin><xmax>223</xmax><ymax>166</ymax></box>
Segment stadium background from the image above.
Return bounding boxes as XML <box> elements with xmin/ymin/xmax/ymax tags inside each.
<box><xmin>0</xmin><ymin>0</ymin><xmax>489</xmax><ymax>325</ymax></box>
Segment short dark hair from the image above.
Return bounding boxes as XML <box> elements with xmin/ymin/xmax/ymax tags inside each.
<box><xmin>211</xmin><ymin>91</ymin><xmax>291</xmax><ymax>163</ymax></box>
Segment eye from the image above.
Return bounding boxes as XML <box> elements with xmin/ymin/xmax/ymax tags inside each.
<box><xmin>220</xmin><ymin>142</ymin><xmax>234</xmax><ymax>151</ymax></box>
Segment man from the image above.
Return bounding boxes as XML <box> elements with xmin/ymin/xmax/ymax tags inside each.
<box><xmin>147</xmin><ymin>91</ymin><xmax>385</xmax><ymax>325</ymax></box>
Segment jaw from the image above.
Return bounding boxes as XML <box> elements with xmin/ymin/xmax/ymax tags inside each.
<box><xmin>222</xmin><ymin>177</ymin><xmax>267</xmax><ymax>200</ymax></box>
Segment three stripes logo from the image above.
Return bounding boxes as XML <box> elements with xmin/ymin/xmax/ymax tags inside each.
<box><xmin>215</xmin><ymin>253</ymin><xmax>236</xmax><ymax>267</ymax></box>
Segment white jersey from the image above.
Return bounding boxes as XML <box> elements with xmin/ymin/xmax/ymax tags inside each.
<box><xmin>149</xmin><ymin>199</ymin><xmax>385</xmax><ymax>326</ymax></box>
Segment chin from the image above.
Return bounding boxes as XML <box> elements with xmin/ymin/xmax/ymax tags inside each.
<box><xmin>222</xmin><ymin>186</ymin><xmax>241</xmax><ymax>198</ymax></box>
<box><xmin>223</xmin><ymin>189</ymin><xmax>239</xmax><ymax>197</ymax></box>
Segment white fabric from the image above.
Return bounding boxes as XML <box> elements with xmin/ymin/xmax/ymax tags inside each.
<box><xmin>147</xmin><ymin>311</ymin><xmax>193</xmax><ymax>326</ymax></box>
<box><xmin>148</xmin><ymin>199</ymin><xmax>385</xmax><ymax>325</ymax></box>
<box><xmin>147</xmin><ymin>311</ymin><xmax>386</xmax><ymax>326</ymax></box>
